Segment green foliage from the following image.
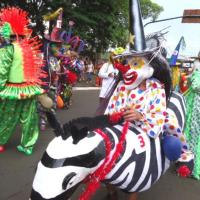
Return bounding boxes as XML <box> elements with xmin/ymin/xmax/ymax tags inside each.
<box><xmin>0</xmin><ymin>0</ymin><xmax>163</xmax><ymax>60</ymax></box>
<box><xmin>140</xmin><ymin>0</ymin><xmax>163</xmax><ymax>21</ymax></box>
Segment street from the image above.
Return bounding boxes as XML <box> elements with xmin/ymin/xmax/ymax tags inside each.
<box><xmin>0</xmin><ymin>88</ymin><xmax>199</xmax><ymax>200</ymax></box>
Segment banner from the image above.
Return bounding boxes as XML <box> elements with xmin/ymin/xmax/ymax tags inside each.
<box><xmin>169</xmin><ymin>36</ymin><xmax>186</xmax><ymax>66</ymax></box>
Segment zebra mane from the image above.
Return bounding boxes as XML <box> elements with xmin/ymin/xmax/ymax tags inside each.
<box><xmin>145</xmin><ymin>27</ymin><xmax>169</xmax><ymax>49</ymax></box>
<box><xmin>145</xmin><ymin>27</ymin><xmax>170</xmax><ymax>59</ymax></box>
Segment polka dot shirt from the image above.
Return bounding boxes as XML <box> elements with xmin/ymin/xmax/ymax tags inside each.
<box><xmin>105</xmin><ymin>78</ymin><xmax>167</xmax><ymax>138</ymax></box>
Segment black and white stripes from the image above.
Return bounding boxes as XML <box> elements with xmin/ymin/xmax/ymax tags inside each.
<box><xmin>30</xmin><ymin>91</ymin><xmax>186</xmax><ymax>200</ymax></box>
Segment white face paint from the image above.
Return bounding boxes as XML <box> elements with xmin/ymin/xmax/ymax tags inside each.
<box><xmin>123</xmin><ymin>57</ymin><xmax>154</xmax><ymax>90</ymax></box>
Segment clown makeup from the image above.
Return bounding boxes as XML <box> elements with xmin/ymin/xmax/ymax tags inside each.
<box><xmin>122</xmin><ymin>56</ymin><xmax>154</xmax><ymax>90</ymax></box>
<box><xmin>127</xmin><ymin>57</ymin><xmax>146</xmax><ymax>70</ymax></box>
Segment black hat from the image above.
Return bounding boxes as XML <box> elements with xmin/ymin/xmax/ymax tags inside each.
<box><xmin>115</xmin><ymin>0</ymin><xmax>160</xmax><ymax>59</ymax></box>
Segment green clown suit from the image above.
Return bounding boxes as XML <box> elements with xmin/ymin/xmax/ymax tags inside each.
<box><xmin>0</xmin><ymin>7</ymin><xmax>46</xmax><ymax>155</ymax></box>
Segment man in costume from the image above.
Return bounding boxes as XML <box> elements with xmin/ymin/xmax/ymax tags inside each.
<box><xmin>0</xmin><ymin>7</ymin><xmax>46</xmax><ymax>155</ymax></box>
<box><xmin>39</xmin><ymin>12</ymin><xmax>63</xmax><ymax>130</ymax></box>
<box><xmin>184</xmin><ymin>53</ymin><xmax>200</xmax><ymax>180</ymax></box>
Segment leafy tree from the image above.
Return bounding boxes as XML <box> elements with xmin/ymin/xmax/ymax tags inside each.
<box><xmin>0</xmin><ymin>0</ymin><xmax>163</xmax><ymax>60</ymax></box>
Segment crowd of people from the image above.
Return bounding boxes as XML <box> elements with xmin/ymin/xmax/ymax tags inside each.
<box><xmin>0</xmin><ymin>7</ymin><xmax>94</xmax><ymax>154</ymax></box>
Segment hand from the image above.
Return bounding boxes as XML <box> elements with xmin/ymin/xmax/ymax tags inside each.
<box><xmin>108</xmin><ymin>73</ymin><xmax>114</xmax><ymax>78</ymax></box>
<box><xmin>123</xmin><ymin>107</ymin><xmax>143</xmax><ymax>122</ymax></box>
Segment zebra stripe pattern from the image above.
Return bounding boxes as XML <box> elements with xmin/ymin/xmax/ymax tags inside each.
<box><xmin>30</xmin><ymin>91</ymin><xmax>186</xmax><ymax>200</ymax></box>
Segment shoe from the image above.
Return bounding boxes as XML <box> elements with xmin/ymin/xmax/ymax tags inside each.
<box><xmin>17</xmin><ymin>145</ymin><xmax>33</xmax><ymax>156</ymax></box>
<box><xmin>0</xmin><ymin>145</ymin><xmax>5</xmax><ymax>153</ymax></box>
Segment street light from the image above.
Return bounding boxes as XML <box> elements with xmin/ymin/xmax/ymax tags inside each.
<box><xmin>144</xmin><ymin>9</ymin><xmax>200</xmax><ymax>27</ymax></box>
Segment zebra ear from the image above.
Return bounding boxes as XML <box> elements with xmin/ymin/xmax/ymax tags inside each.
<box><xmin>68</xmin><ymin>122</ymin><xmax>89</xmax><ymax>144</ymax></box>
<box><xmin>46</xmin><ymin>111</ymin><xmax>67</xmax><ymax>139</ymax></box>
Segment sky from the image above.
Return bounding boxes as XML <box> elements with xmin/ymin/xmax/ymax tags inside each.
<box><xmin>144</xmin><ymin>0</ymin><xmax>200</xmax><ymax>57</ymax></box>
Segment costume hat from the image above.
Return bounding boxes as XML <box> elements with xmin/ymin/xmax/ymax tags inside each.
<box><xmin>0</xmin><ymin>7</ymin><xmax>32</xmax><ymax>37</ymax></box>
<box><xmin>114</xmin><ymin>0</ymin><xmax>159</xmax><ymax>59</ymax></box>
<box><xmin>44</xmin><ymin>11</ymin><xmax>63</xmax><ymax>43</ymax></box>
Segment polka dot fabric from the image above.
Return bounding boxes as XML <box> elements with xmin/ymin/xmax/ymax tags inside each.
<box><xmin>105</xmin><ymin>78</ymin><xmax>167</xmax><ymax>138</ymax></box>
<box><xmin>163</xmin><ymin>112</ymin><xmax>188</xmax><ymax>151</ymax></box>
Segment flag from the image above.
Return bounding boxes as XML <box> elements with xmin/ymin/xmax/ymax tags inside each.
<box><xmin>169</xmin><ymin>36</ymin><xmax>186</xmax><ymax>66</ymax></box>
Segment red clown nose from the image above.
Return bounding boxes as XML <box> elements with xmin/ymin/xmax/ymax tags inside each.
<box><xmin>114</xmin><ymin>62</ymin><xmax>130</xmax><ymax>74</ymax></box>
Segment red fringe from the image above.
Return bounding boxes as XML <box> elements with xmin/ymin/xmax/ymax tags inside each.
<box><xmin>6</xmin><ymin>82</ymin><xmax>40</xmax><ymax>87</ymax></box>
<box><xmin>19</xmin><ymin>38</ymin><xmax>47</xmax><ymax>85</ymax></box>
<box><xmin>79</xmin><ymin>121</ymin><xmax>129</xmax><ymax>200</ymax></box>
<box><xmin>109</xmin><ymin>112</ymin><xmax>123</xmax><ymax>124</ymax></box>
<box><xmin>0</xmin><ymin>7</ymin><xmax>31</xmax><ymax>36</ymax></box>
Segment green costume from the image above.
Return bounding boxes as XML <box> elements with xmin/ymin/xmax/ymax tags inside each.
<box><xmin>0</xmin><ymin>7</ymin><xmax>45</xmax><ymax>155</ymax></box>
<box><xmin>184</xmin><ymin>69</ymin><xmax>200</xmax><ymax>180</ymax></box>
<box><xmin>0</xmin><ymin>42</ymin><xmax>44</xmax><ymax>155</ymax></box>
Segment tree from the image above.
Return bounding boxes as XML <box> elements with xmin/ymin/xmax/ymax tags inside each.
<box><xmin>0</xmin><ymin>0</ymin><xmax>163</xmax><ymax>60</ymax></box>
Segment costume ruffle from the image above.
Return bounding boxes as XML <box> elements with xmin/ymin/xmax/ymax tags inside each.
<box><xmin>0</xmin><ymin>83</ymin><xmax>44</xmax><ymax>99</ymax></box>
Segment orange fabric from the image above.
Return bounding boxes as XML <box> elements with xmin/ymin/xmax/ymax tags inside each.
<box><xmin>57</xmin><ymin>95</ymin><xmax>64</xmax><ymax>108</ymax></box>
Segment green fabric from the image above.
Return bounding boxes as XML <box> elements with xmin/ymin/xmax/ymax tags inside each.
<box><xmin>184</xmin><ymin>87</ymin><xmax>195</xmax><ymax>141</ymax></box>
<box><xmin>0</xmin><ymin>45</ymin><xmax>13</xmax><ymax>88</ymax></box>
<box><xmin>0</xmin><ymin>22</ymin><xmax>12</xmax><ymax>39</ymax></box>
<box><xmin>0</xmin><ymin>98</ymin><xmax>39</xmax><ymax>148</ymax></box>
<box><xmin>61</xmin><ymin>84</ymin><xmax>72</xmax><ymax>103</ymax></box>
<box><xmin>8</xmin><ymin>42</ymin><xmax>24</xmax><ymax>83</ymax></box>
<box><xmin>184</xmin><ymin>70</ymin><xmax>200</xmax><ymax>180</ymax></box>
<box><xmin>191</xmin><ymin>70</ymin><xmax>200</xmax><ymax>91</ymax></box>
<box><xmin>0</xmin><ymin>84</ymin><xmax>44</xmax><ymax>100</ymax></box>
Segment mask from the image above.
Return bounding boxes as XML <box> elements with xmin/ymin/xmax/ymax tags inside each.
<box><xmin>115</xmin><ymin>57</ymin><xmax>154</xmax><ymax>90</ymax></box>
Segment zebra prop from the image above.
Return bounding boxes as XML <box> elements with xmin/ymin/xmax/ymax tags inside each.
<box><xmin>30</xmin><ymin>0</ymin><xmax>193</xmax><ymax>199</ymax></box>
<box><xmin>30</xmin><ymin>91</ymin><xmax>186</xmax><ymax>200</ymax></box>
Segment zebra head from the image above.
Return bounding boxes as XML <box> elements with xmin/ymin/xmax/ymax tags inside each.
<box><xmin>30</xmin><ymin>133</ymin><xmax>107</xmax><ymax>200</ymax></box>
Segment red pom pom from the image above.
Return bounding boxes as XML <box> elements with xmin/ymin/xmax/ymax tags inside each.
<box><xmin>0</xmin><ymin>145</ymin><xmax>5</xmax><ymax>152</ymax></box>
<box><xmin>109</xmin><ymin>112</ymin><xmax>123</xmax><ymax>124</ymax></box>
<box><xmin>66</xmin><ymin>70</ymin><xmax>78</xmax><ymax>84</ymax></box>
<box><xmin>177</xmin><ymin>165</ymin><xmax>191</xmax><ymax>177</ymax></box>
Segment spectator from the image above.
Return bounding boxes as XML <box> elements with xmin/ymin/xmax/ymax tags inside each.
<box><xmin>94</xmin><ymin>60</ymin><xmax>105</xmax><ymax>87</ymax></box>
<box><xmin>86</xmin><ymin>59</ymin><xmax>94</xmax><ymax>84</ymax></box>
<box><xmin>98</xmin><ymin>52</ymin><xmax>119</xmax><ymax>103</ymax></box>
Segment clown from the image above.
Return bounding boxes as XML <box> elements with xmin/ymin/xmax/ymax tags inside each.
<box><xmin>0</xmin><ymin>7</ymin><xmax>46</xmax><ymax>155</ymax></box>
<box><xmin>30</xmin><ymin>0</ymin><xmax>192</xmax><ymax>200</ymax></box>
<box><xmin>106</xmin><ymin>55</ymin><xmax>167</xmax><ymax>140</ymax></box>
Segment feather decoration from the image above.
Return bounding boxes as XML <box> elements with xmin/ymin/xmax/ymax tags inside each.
<box><xmin>0</xmin><ymin>7</ymin><xmax>32</xmax><ymax>36</ymax></box>
<box><xmin>19</xmin><ymin>37</ymin><xmax>47</xmax><ymax>85</ymax></box>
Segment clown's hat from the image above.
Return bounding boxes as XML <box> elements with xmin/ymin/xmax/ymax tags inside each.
<box><xmin>44</xmin><ymin>11</ymin><xmax>63</xmax><ymax>43</ymax></box>
<box><xmin>115</xmin><ymin>0</ymin><xmax>160</xmax><ymax>58</ymax></box>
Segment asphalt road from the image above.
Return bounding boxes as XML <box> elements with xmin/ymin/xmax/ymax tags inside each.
<box><xmin>0</xmin><ymin>88</ymin><xmax>200</xmax><ymax>200</ymax></box>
